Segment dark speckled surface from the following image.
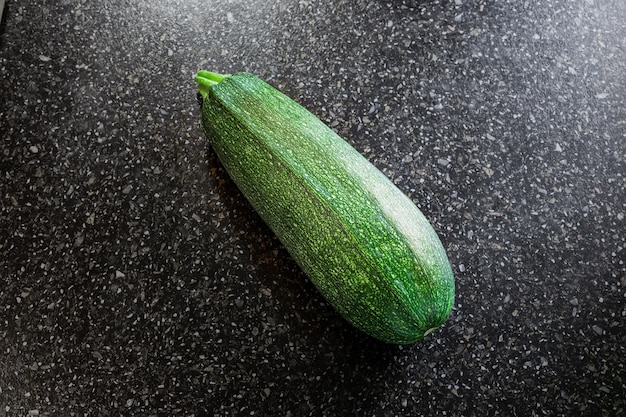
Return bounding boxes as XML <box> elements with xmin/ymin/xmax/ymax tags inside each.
<box><xmin>1</xmin><ymin>1</ymin><xmax>625</xmax><ymax>416</ymax></box>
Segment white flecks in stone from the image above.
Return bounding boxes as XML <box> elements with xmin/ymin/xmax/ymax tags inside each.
<box><xmin>1</xmin><ymin>0</ymin><xmax>625</xmax><ymax>415</ymax></box>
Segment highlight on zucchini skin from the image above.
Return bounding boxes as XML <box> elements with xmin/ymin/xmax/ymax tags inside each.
<box><xmin>195</xmin><ymin>71</ymin><xmax>455</xmax><ymax>344</ymax></box>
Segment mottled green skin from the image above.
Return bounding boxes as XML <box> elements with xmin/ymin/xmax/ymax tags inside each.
<box><xmin>198</xmin><ymin>72</ymin><xmax>454</xmax><ymax>344</ymax></box>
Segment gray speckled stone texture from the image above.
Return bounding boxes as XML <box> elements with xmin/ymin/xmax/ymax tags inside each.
<box><xmin>1</xmin><ymin>0</ymin><xmax>624</xmax><ymax>416</ymax></box>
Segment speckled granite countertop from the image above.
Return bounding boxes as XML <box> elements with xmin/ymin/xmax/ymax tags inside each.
<box><xmin>1</xmin><ymin>1</ymin><xmax>625</xmax><ymax>416</ymax></box>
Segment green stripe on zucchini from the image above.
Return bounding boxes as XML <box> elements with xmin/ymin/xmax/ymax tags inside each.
<box><xmin>195</xmin><ymin>71</ymin><xmax>455</xmax><ymax>344</ymax></box>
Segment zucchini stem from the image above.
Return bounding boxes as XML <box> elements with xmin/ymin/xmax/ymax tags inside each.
<box><xmin>194</xmin><ymin>70</ymin><xmax>231</xmax><ymax>99</ymax></box>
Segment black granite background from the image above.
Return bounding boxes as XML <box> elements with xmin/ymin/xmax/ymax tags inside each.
<box><xmin>1</xmin><ymin>0</ymin><xmax>625</xmax><ymax>416</ymax></box>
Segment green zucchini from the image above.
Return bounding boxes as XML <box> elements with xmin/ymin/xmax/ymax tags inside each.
<box><xmin>195</xmin><ymin>71</ymin><xmax>455</xmax><ymax>344</ymax></box>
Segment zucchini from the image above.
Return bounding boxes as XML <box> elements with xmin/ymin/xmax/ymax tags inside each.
<box><xmin>195</xmin><ymin>71</ymin><xmax>455</xmax><ymax>344</ymax></box>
